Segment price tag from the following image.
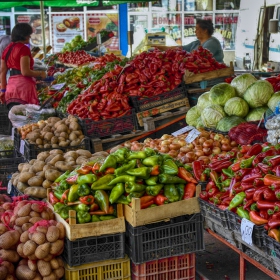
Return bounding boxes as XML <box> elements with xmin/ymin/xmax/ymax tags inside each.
<box><xmin>172</xmin><ymin>126</ymin><xmax>195</xmax><ymax>136</ymax></box>
<box><xmin>185</xmin><ymin>129</ymin><xmax>201</xmax><ymax>143</ymax></box>
<box><xmin>20</xmin><ymin>140</ymin><xmax>25</xmax><ymax>155</ymax></box>
<box><xmin>241</xmin><ymin>218</ymin><xmax>254</xmax><ymax>246</ymax></box>
<box><xmin>50</xmin><ymin>82</ymin><xmax>65</xmax><ymax>91</ymax></box>
<box><xmin>7</xmin><ymin>180</ymin><xmax>12</xmax><ymax>194</ymax></box>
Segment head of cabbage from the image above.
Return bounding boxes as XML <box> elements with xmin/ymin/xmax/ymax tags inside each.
<box><xmin>197</xmin><ymin>91</ymin><xmax>213</xmax><ymax>111</ymax></box>
<box><xmin>268</xmin><ymin>91</ymin><xmax>280</xmax><ymax>112</ymax></box>
<box><xmin>216</xmin><ymin>116</ymin><xmax>246</xmax><ymax>132</ymax></box>
<box><xmin>224</xmin><ymin>97</ymin><xmax>249</xmax><ymax>118</ymax></box>
<box><xmin>196</xmin><ymin>117</ymin><xmax>204</xmax><ymax>129</ymax></box>
<box><xmin>209</xmin><ymin>83</ymin><xmax>236</xmax><ymax>106</ymax></box>
<box><xmin>185</xmin><ymin>105</ymin><xmax>200</xmax><ymax>126</ymax></box>
<box><xmin>245</xmin><ymin>106</ymin><xmax>268</xmax><ymax>122</ymax></box>
<box><xmin>201</xmin><ymin>104</ymin><xmax>226</xmax><ymax>129</ymax></box>
<box><xmin>243</xmin><ymin>80</ymin><xmax>274</xmax><ymax>108</ymax></box>
<box><xmin>231</xmin><ymin>73</ymin><xmax>257</xmax><ymax>97</ymax></box>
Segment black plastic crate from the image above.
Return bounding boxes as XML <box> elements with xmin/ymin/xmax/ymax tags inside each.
<box><xmin>13</xmin><ymin>128</ymin><xmax>21</xmax><ymax>153</ymax></box>
<box><xmin>0</xmin><ymin>150</ymin><xmax>16</xmax><ymax>159</ymax></box>
<box><xmin>130</xmin><ymin>85</ymin><xmax>188</xmax><ymax>112</ymax></box>
<box><xmin>188</xmin><ymin>77</ymin><xmax>226</xmax><ymax>89</ymax></box>
<box><xmin>263</xmin><ymin>232</ymin><xmax>280</xmax><ymax>260</ymax></box>
<box><xmin>23</xmin><ymin>137</ymin><xmax>91</xmax><ymax>161</ymax></box>
<box><xmin>55</xmin><ymin>110</ymin><xmax>68</xmax><ymax>119</ymax></box>
<box><xmin>62</xmin><ymin>232</ymin><xmax>125</xmax><ymax>267</ymax></box>
<box><xmin>125</xmin><ymin>213</ymin><xmax>204</xmax><ymax>264</ymax></box>
<box><xmin>227</xmin><ymin>210</ymin><xmax>265</xmax><ymax>247</ymax></box>
<box><xmin>0</xmin><ymin>105</ymin><xmax>9</xmax><ymax>135</ymax></box>
<box><xmin>198</xmin><ymin>198</ymin><xmax>229</xmax><ymax>229</ymax></box>
<box><xmin>79</xmin><ymin>109</ymin><xmax>138</xmax><ymax>138</ymax></box>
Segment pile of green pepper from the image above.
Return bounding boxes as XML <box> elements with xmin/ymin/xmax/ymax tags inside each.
<box><xmin>49</xmin><ymin>147</ymin><xmax>197</xmax><ymax>224</ymax></box>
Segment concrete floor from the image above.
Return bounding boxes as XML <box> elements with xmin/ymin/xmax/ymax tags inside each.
<box><xmin>195</xmin><ymin>231</ymin><xmax>278</xmax><ymax>280</ymax></box>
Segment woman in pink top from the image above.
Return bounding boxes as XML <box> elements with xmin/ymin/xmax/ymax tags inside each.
<box><xmin>0</xmin><ymin>23</ymin><xmax>46</xmax><ymax>108</ymax></box>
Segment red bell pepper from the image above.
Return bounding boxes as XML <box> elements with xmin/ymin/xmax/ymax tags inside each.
<box><xmin>209</xmin><ymin>171</ymin><xmax>219</xmax><ymax>186</ymax></box>
<box><xmin>79</xmin><ymin>195</ymin><xmax>94</xmax><ymax>205</ymax></box>
<box><xmin>199</xmin><ymin>190</ymin><xmax>209</xmax><ymax>201</ymax></box>
<box><xmin>49</xmin><ymin>191</ymin><xmax>60</xmax><ymax>205</ymax></box>
<box><xmin>263</xmin><ymin>174</ymin><xmax>280</xmax><ymax>186</ymax></box>
<box><xmin>268</xmin><ymin>217</ymin><xmax>280</xmax><ymax>229</ymax></box>
<box><xmin>231</xmin><ymin>182</ymin><xmax>243</xmax><ymax>196</ymax></box>
<box><xmin>208</xmin><ymin>186</ymin><xmax>219</xmax><ymax>198</ymax></box>
<box><xmin>230</xmin><ymin>160</ymin><xmax>241</xmax><ymax>172</ymax></box>
<box><xmin>150</xmin><ymin>165</ymin><xmax>160</xmax><ymax>176</ymax></box>
<box><xmin>61</xmin><ymin>189</ymin><xmax>70</xmax><ymax>203</ymax></box>
<box><xmin>263</xmin><ymin>188</ymin><xmax>277</xmax><ymax>201</ymax></box>
<box><xmin>241</xmin><ymin>172</ymin><xmax>263</xmax><ymax>183</ymax></box>
<box><xmin>259</xmin><ymin>210</ymin><xmax>270</xmax><ymax>220</ymax></box>
<box><xmin>154</xmin><ymin>194</ymin><xmax>168</xmax><ymax>206</ymax></box>
<box><xmin>256</xmin><ymin>200</ymin><xmax>276</xmax><ymax>210</ymax></box>
<box><xmin>77</xmin><ymin>165</ymin><xmax>94</xmax><ymax>175</ymax></box>
<box><xmin>221</xmin><ymin>196</ymin><xmax>232</xmax><ymax>206</ymax></box>
<box><xmin>235</xmin><ymin>168</ymin><xmax>252</xmax><ymax>180</ymax></box>
<box><xmin>241</xmin><ymin>182</ymin><xmax>254</xmax><ymax>191</ymax></box>
<box><xmin>206</xmin><ymin>181</ymin><xmax>216</xmax><ymax>192</ymax></box>
<box><xmin>90</xmin><ymin>205</ymin><xmax>114</xmax><ymax>215</ymax></box>
<box><xmin>249</xmin><ymin>211</ymin><xmax>268</xmax><ymax>225</ymax></box>
<box><xmin>192</xmin><ymin>160</ymin><xmax>204</xmax><ymax>181</ymax></box>
<box><xmin>240</xmin><ymin>145</ymin><xmax>251</xmax><ymax>154</ymax></box>
<box><xmin>275</xmin><ymin>189</ymin><xmax>280</xmax><ymax>200</ymax></box>
<box><xmin>246</xmin><ymin>143</ymin><xmax>262</xmax><ymax>156</ymax></box>
<box><xmin>245</xmin><ymin>188</ymin><xmax>256</xmax><ymax>200</ymax></box>
<box><xmin>178</xmin><ymin>167</ymin><xmax>197</xmax><ymax>184</ymax></box>
<box><xmin>183</xmin><ymin>183</ymin><xmax>196</xmax><ymax>199</ymax></box>
<box><xmin>89</xmin><ymin>203</ymin><xmax>99</xmax><ymax>212</ymax></box>
<box><xmin>253</xmin><ymin>178</ymin><xmax>264</xmax><ymax>187</ymax></box>
<box><xmin>252</xmin><ymin>186</ymin><xmax>267</xmax><ymax>202</ymax></box>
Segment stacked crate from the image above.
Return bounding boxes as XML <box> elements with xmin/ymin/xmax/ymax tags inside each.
<box><xmin>124</xmin><ymin>186</ymin><xmax>204</xmax><ymax>279</ymax></box>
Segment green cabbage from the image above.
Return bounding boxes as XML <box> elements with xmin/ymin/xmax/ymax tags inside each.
<box><xmin>268</xmin><ymin>91</ymin><xmax>280</xmax><ymax>112</ymax></box>
<box><xmin>245</xmin><ymin>106</ymin><xmax>268</xmax><ymax>122</ymax></box>
<box><xmin>209</xmin><ymin>83</ymin><xmax>236</xmax><ymax>106</ymax></box>
<box><xmin>185</xmin><ymin>106</ymin><xmax>200</xmax><ymax>126</ymax></box>
<box><xmin>216</xmin><ymin>116</ymin><xmax>246</xmax><ymax>132</ymax></box>
<box><xmin>243</xmin><ymin>80</ymin><xmax>274</xmax><ymax>108</ymax></box>
<box><xmin>197</xmin><ymin>91</ymin><xmax>212</xmax><ymax>111</ymax></box>
<box><xmin>231</xmin><ymin>73</ymin><xmax>257</xmax><ymax>97</ymax></box>
<box><xmin>196</xmin><ymin>117</ymin><xmax>204</xmax><ymax>129</ymax></box>
<box><xmin>224</xmin><ymin>97</ymin><xmax>249</xmax><ymax>118</ymax></box>
<box><xmin>201</xmin><ymin>104</ymin><xmax>226</xmax><ymax>129</ymax></box>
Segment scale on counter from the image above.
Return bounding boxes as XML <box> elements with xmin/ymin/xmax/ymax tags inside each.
<box><xmin>146</xmin><ymin>33</ymin><xmax>166</xmax><ymax>46</ymax></box>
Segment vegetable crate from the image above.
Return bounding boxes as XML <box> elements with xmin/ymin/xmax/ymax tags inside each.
<box><xmin>125</xmin><ymin>213</ymin><xmax>204</xmax><ymax>264</ymax></box>
<box><xmin>263</xmin><ymin>232</ymin><xmax>280</xmax><ymax>262</ymax></box>
<box><xmin>23</xmin><ymin>137</ymin><xmax>92</xmax><ymax>161</ymax></box>
<box><xmin>198</xmin><ymin>198</ymin><xmax>229</xmax><ymax>229</ymax></box>
<box><xmin>0</xmin><ymin>104</ymin><xmax>9</xmax><ymax>135</ymax></box>
<box><xmin>227</xmin><ymin>210</ymin><xmax>265</xmax><ymax>247</ymax></box>
<box><xmin>64</xmin><ymin>255</ymin><xmax>131</xmax><ymax>280</ymax></box>
<box><xmin>62</xmin><ymin>233</ymin><xmax>125</xmax><ymax>267</ymax></box>
<box><xmin>10</xmin><ymin>184</ymin><xmax>40</xmax><ymax>201</ymax></box>
<box><xmin>79</xmin><ymin>109</ymin><xmax>138</xmax><ymax>138</ymax></box>
<box><xmin>129</xmin><ymin>84</ymin><xmax>188</xmax><ymax>112</ymax></box>
<box><xmin>131</xmin><ymin>253</ymin><xmax>196</xmax><ymax>280</ymax></box>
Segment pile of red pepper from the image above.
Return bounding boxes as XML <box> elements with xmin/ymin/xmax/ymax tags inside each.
<box><xmin>57</xmin><ymin>50</ymin><xmax>96</xmax><ymax>66</ymax></box>
<box><xmin>199</xmin><ymin>142</ymin><xmax>280</xmax><ymax>242</ymax></box>
<box><xmin>266</xmin><ymin>74</ymin><xmax>280</xmax><ymax>92</ymax></box>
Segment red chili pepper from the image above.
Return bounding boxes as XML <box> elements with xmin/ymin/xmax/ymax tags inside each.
<box><xmin>66</xmin><ymin>175</ymin><xmax>78</xmax><ymax>184</ymax></box>
<box><xmin>263</xmin><ymin>188</ymin><xmax>277</xmax><ymax>201</ymax></box>
<box><xmin>192</xmin><ymin>160</ymin><xmax>204</xmax><ymax>181</ymax></box>
<box><xmin>232</xmin><ymin>182</ymin><xmax>243</xmax><ymax>196</ymax></box>
<box><xmin>150</xmin><ymin>165</ymin><xmax>160</xmax><ymax>176</ymax></box>
<box><xmin>245</xmin><ymin>188</ymin><xmax>256</xmax><ymax>200</ymax></box>
<box><xmin>89</xmin><ymin>203</ymin><xmax>99</xmax><ymax>212</ymax></box>
<box><xmin>229</xmin><ymin>177</ymin><xmax>239</xmax><ymax>197</ymax></box>
<box><xmin>253</xmin><ymin>149</ymin><xmax>277</xmax><ymax>166</ymax></box>
<box><xmin>208</xmin><ymin>186</ymin><xmax>219</xmax><ymax>198</ymax></box>
<box><xmin>209</xmin><ymin>171</ymin><xmax>219</xmax><ymax>186</ymax></box>
<box><xmin>154</xmin><ymin>194</ymin><xmax>168</xmax><ymax>206</ymax></box>
<box><xmin>221</xmin><ymin>196</ymin><xmax>232</xmax><ymax>206</ymax></box>
<box><xmin>230</xmin><ymin>161</ymin><xmax>241</xmax><ymax>172</ymax></box>
<box><xmin>243</xmin><ymin>199</ymin><xmax>254</xmax><ymax>211</ymax></box>
<box><xmin>208</xmin><ymin>159</ymin><xmax>232</xmax><ymax>172</ymax></box>
<box><xmin>257</xmin><ymin>163</ymin><xmax>273</xmax><ymax>174</ymax></box>
<box><xmin>79</xmin><ymin>195</ymin><xmax>95</xmax><ymax>205</ymax></box>
<box><xmin>249</xmin><ymin>211</ymin><xmax>268</xmax><ymax>225</ymax></box>
<box><xmin>235</xmin><ymin>168</ymin><xmax>252</xmax><ymax>180</ymax></box>
<box><xmin>183</xmin><ymin>183</ymin><xmax>196</xmax><ymax>199</ymax></box>
<box><xmin>259</xmin><ymin>210</ymin><xmax>270</xmax><ymax>220</ymax></box>
<box><xmin>240</xmin><ymin>145</ymin><xmax>251</xmax><ymax>153</ymax></box>
<box><xmin>253</xmin><ymin>186</ymin><xmax>267</xmax><ymax>202</ymax></box>
<box><xmin>178</xmin><ymin>167</ymin><xmax>197</xmax><ymax>184</ymax></box>
<box><xmin>241</xmin><ymin>172</ymin><xmax>263</xmax><ymax>183</ymax></box>
<box><xmin>266</xmin><ymin>155</ymin><xmax>280</xmax><ymax>167</ymax></box>
<box><xmin>256</xmin><ymin>200</ymin><xmax>276</xmax><ymax>210</ymax></box>
<box><xmin>92</xmin><ymin>162</ymin><xmax>101</xmax><ymax>174</ymax></box>
<box><xmin>90</xmin><ymin>205</ymin><xmax>114</xmax><ymax>215</ymax></box>
<box><xmin>49</xmin><ymin>191</ymin><xmax>60</xmax><ymax>205</ymax></box>
<box><xmin>268</xmin><ymin>217</ymin><xmax>280</xmax><ymax>229</ymax></box>
<box><xmin>77</xmin><ymin>165</ymin><xmax>93</xmax><ymax>175</ymax></box>
<box><xmin>61</xmin><ymin>189</ymin><xmax>70</xmax><ymax>203</ymax></box>
<box><xmin>246</xmin><ymin>143</ymin><xmax>262</xmax><ymax>156</ymax></box>
<box><xmin>241</xmin><ymin>182</ymin><xmax>255</xmax><ymax>191</ymax></box>
<box><xmin>218</xmin><ymin>205</ymin><xmax>228</xmax><ymax>210</ymax></box>
<box><xmin>253</xmin><ymin>178</ymin><xmax>264</xmax><ymax>187</ymax></box>
<box><xmin>138</xmin><ymin>196</ymin><xmax>155</xmax><ymax>209</ymax></box>
<box><xmin>264</xmin><ymin>174</ymin><xmax>280</xmax><ymax>186</ymax></box>
<box><xmin>104</xmin><ymin>167</ymin><xmax>115</xmax><ymax>175</ymax></box>
<box><xmin>273</xmin><ymin>166</ymin><xmax>280</xmax><ymax>177</ymax></box>
<box><xmin>206</xmin><ymin>181</ymin><xmax>216</xmax><ymax>192</ymax></box>
<box><xmin>275</xmin><ymin>189</ymin><xmax>280</xmax><ymax>200</ymax></box>
<box><xmin>199</xmin><ymin>190</ymin><xmax>209</xmax><ymax>201</ymax></box>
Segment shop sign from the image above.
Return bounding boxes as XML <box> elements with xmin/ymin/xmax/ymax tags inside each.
<box><xmin>16</xmin><ymin>16</ymin><xmax>31</xmax><ymax>23</ymax></box>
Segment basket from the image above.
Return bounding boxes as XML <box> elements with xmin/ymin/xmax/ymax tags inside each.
<box><xmin>198</xmin><ymin>198</ymin><xmax>229</xmax><ymax>229</ymax></box>
<box><xmin>0</xmin><ymin>104</ymin><xmax>9</xmax><ymax>135</ymax></box>
<box><xmin>227</xmin><ymin>210</ymin><xmax>265</xmax><ymax>247</ymax></box>
<box><xmin>131</xmin><ymin>253</ymin><xmax>195</xmax><ymax>280</ymax></box>
<box><xmin>62</xmin><ymin>233</ymin><xmax>125</xmax><ymax>267</ymax></box>
<box><xmin>125</xmin><ymin>213</ymin><xmax>204</xmax><ymax>264</ymax></box>
<box><xmin>79</xmin><ymin>109</ymin><xmax>138</xmax><ymax>138</ymax></box>
<box><xmin>263</xmin><ymin>232</ymin><xmax>280</xmax><ymax>260</ymax></box>
<box><xmin>23</xmin><ymin>137</ymin><xmax>91</xmax><ymax>161</ymax></box>
<box><xmin>64</xmin><ymin>255</ymin><xmax>131</xmax><ymax>280</ymax></box>
<box><xmin>130</xmin><ymin>84</ymin><xmax>188</xmax><ymax>112</ymax></box>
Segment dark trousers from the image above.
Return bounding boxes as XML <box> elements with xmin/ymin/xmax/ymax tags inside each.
<box><xmin>7</xmin><ymin>102</ymin><xmax>21</xmax><ymax>135</ymax></box>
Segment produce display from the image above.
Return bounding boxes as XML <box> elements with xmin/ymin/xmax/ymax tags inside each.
<box><xmin>57</xmin><ymin>50</ymin><xmax>96</xmax><ymax>66</ymax></box>
<box><xmin>48</xmin><ymin>147</ymin><xmax>198</xmax><ymax>224</ymax></box>
<box><xmin>186</xmin><ymin>73</ymin><xmax>277</xmax><ymax>132</ymax></box>
<box><xmin>0</xmin><ymin>198</ymin><xmax>65</xmax><ymax>280</ymax></box>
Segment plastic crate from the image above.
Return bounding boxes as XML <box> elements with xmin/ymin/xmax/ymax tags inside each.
<box><xmin>23</xmin><ymin>137</ymin><xmax>91</xmax><ymax>161</ymax></box>
<box><xmin>0</xmin><ymin>150</ymin><xmax>16</xmax><ymax>159</ymax></box>
<box><xmin>187</xmin><ymin>77</ymin><xmax>226</xmax><ymax>89</ymax></box>
<box><xmin>62</xmin><ymin>233</ymin><xmax>125</xmax><ymax>267</ymax></box>
<box><xmin>130</xmin><ymin>85</ymin><xmax>187</xmax><ymax>112</ymax></box>
<box><xmin>131</xmin><ymin>253</ymin><xmax>196</xmax><ymax>280</ymax></box>
<box><xmin>79</xmin><ymin>109</ymin><xmax>138</xmax><ymax>138</ymax></box>
<box><xmin>198</xmin><ymin>198</ymin><xmax>229</xmax><ymax>229</ymax></box>
<box><xmin>227</xmin><ymin>210</ymin><xmax>265</xmax><ymax>247</ymax></box>
<box><xmin>125</xmin><ymin>213</ymin><xmax>204</xmax><ymax>264</ymax></box>
<box><xmin>64</xmin><ymin>255</ymin><xmax>131</xmax><ymax>280</ymax></box>
<box><xmin>263</xmin><ymin>232</ymin><xmax>280</xmax><ymax>260</ymax></box>
<box><xmin>55</xmin><ymin>110</ymin><xmax>68</xmax><ymax>119</ymax></box>
<box><xmin>0</xmin><ymin>105</ymin><xmax>9</xmax><ymax>135</ymax></box>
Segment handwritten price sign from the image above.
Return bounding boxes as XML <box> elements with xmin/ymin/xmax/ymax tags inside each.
<box><xmin>241</xmin><ymin>218</ymin><xmax>254</xmax><ymax>246</ymax></box>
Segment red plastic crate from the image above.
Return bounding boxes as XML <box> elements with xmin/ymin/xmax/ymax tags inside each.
<box><xmin>131</xmin><ymin>253</ymin><xmax>196</xmax><ymax>280</ymax></box>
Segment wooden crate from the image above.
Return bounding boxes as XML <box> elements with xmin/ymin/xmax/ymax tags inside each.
<box><xmin>123</xmin><ymin>185</ymin><xmax>201</xmax><ymax>227</ymax></box>
<box><xmin>184</xmin><ymin>61</ymin><xmax>234</xmax><ymax>84</ymax></box>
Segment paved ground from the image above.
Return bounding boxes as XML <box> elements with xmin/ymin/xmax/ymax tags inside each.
<box><xmin>195</xmin><ymin>231</ymin><xmax>277</xmax><ymax>280</ymax></box>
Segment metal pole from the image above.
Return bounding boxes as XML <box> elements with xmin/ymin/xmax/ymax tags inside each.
<box><xmin>40</xmin><ymin>0</ymin><xmax>46</xmax><ymax>57</ymax></box>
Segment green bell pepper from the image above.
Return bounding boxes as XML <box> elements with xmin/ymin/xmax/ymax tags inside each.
<box><xmin>240</xmin><ymin>156</ymin><xmax>255</xmax><ymax>169</ymax></box>
<box><xmin>145</xmin><ymin>176</ymin><xmax>158</xmax><ymax>186</ymax></box>
<box><xmin>228</xmin><ymin>192</ymin><xmax>246</xmax><ymax>210</ymax></box>
<box><xmin>237</xmin><ymin>207</ymin><xmax>250</xmax><ymax>220</ymax></box>
<box><xmin>127</xmin><ymin>151</ymin><xmax>147</xmax><ymax>160</ymax></box>
<box><xmin>77</xmin><ymin>184</ymin><xmax>91</xmax><ymax>197</ymax></box>
<box><xmin>125</xmin><ymin>182</ymin><xmax>147</xmax><ymax>193</ymax></box>
<box><xmin>108</xmin><ymin>175</ymin><xmax>136</xmax><ymax>185</ymax></box>
<box><xmin>68</xmin><ymin>184</ymin><xmax>79</xmax><ymax>202</ymax></box>
<box><xmin>112</xmin><ymin>147</ymin><xmax>129</xmax><ymax>162</ymax></box>
<box><xmin>55</xmin><ymin>180</ymin><xmax>70</xmax><ymax>193</ymax></box>
<box><xmin>54</xmin><ymin>190</ymin><xmax>64</xmax><ymax>201</ymax></box>
<box><xmin>164</xmin><ymin>184</ymin><xmax>180</xmax><ymax>202</ymax></box>
<box><xmin>100</xmin><ymin>215</ymin><xmax>116</xmax><ymax>221</ymax></box>
<box><xmin>159</xmin><ymin>174</ymin><xmax>186</xmax><ymax>184</ymax></box>
<box><xmin>114</xmin><ymin>160</ymin><xmax>136</xmax><ymax>176</ymax></box>
<box><xmin>77</xmin><ymin>174</ymin><xmax>97</xmax><ymax>185</ymax></box>
<box><xmin>144</xmin><ymin>147</ymin><xmax>157</xmax><ymax>156</ymax></box>
<box><xmin>91</xmin><ymin>184</ymin><xmax>114</xmax><ymax>191</ymax></box>
<box><xmin>55</xmin><ymin>170</ymin><xmax>70</xmax><ymax>183</ymax></box>
<box><xmin>99</xmin><ymin>154</ymin><xmax>118</xmax><ymax>172</ymax></box>
<box><xmin>53</xmin><ymin>202</ymin><xmax>65</xmax><ymax>213</ymax></box>
<box><xmin>222</xmin><ymin>178</ymin><xmax>231</xmax><ymax>188</ymax></box>
<box><xmin>73</xmin><ymin>203</ymin><xmax>90</xmax><ymax>212</ymax></box>
<box><xmin>162</xmin><ymin>159</ymin><xmax>178</xmax><ymax>175</ymax></box>
<box><xmin>146</xmin><ymin>184</ymin><xmax>164</xmax><ymax>196</ymax></box>
<box><xmin>91</xmin><ymin>174</ymin><xmax>115</xmax><ymax>190</ymax></box>
<box><xmin>109</xmin><ymin>183</ymin><xmax>125</xmax><ymax>204</ymax></box>
<box><xmin>58</xmin><ymin>206</ymin><xmax>71</xmax><ymax>220</ymax></box>
<box><xmin>77</xmin><ymin>211</ymin><xmax>91</xmax><ymax>224</ymax></box>
<box><xmin>127</xmin><ymin>191</ymin><xmax>145</xmax><ymax>203</ymax></box>
<box><xmin>175</xmin><ymin>183</ymin><xmax>185</xmax><ymax>201</ymax></box>
<box><xmin>222</xmin><ymin>168</ymin><xmax>234</xmax><ymax>178</ymax></box>
<box><xmin>116</xmin><ymin>195</ymin><xmax>129</xmax><ymax>205</ymax></box>
<box><xmin>94</xmin><ymin>190</ymin><xmax>110</xmax><ymax>213</ymax></box>
<box><xmin>126</xmin><ymin>167</ymin><xmax>152</xmax><ymax>179</ymax></box>
<box><xmin>142</xmin><ymin>155</ymin><xmax>163</xmax><ymax>167</ymax></box>
<box><xmin>91</xmin><ymin>215</ymin><xmax>101</xmax><ymax>222</ymax></box>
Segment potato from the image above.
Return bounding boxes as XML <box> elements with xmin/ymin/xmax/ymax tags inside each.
<box><xmin>64</xmin><ymin>150</ymin><xmax>78</xmax><ymax>159</ymax></box>
<box><xmin>27</xmin><ymin>259</ymin><xmax>37</xmax><ymax>272</ymax></box>
<box><xmin>17</xmin><ymin>182</ymin><xmax>29</xmax><ymax>192</ymax></box>
<box><xmin>18</xmin><ymin>172</ymin><xmax>35</xmax><ymax>184</ymax></box>
<box><xmin>35</xmin><ymin>243</ymin><xmax>50</xmax><ymax>260</ymax></box>
<box><xmin>26</xmin><ymin>132</ymin><xmax>41</xmax><ymax>142</ymax></box>
<box><xmin>56</xmin><ymin>222</ymin><xmax>66</xmax><ymax>239</ymax></box>
<box><xmin>23</xmin><ymin>240</ymin><xmax>37</xmax><ymax>256</ymax></box>
<box><xmin>46</xmin><ymin>226</ymin><xmax>60</xmax><ymax>243</ymax></box>
<box><xmin>42</xmin><ymin>180</ymin><xmax>52</xmax><ymax>189</ymax></box>
<box><xmin>29</xmin><ymin>217</ymin><xmax>43</xmax><ymax>224</ymax></box>
<box><xmin>0</xmin><ymin>266</ymin><xmax>8</xmax><ymax>280</ymax></box>
<box><xmin>22</xmin><ymin>223</ymin><xmax>33</xmax><ymax>232</ymax></box>
<box><xmin>21</xmin><ymin>163</ymin><xmax>32</xmax><ymax>172</ymax></box>
<box><xmin>43</xmin><ymin>164</ymin><xmax>54</xmax><ymax>172</ymax></box>
<box><xmin>44</xmin><ymin>154</ymin><xmax>56</xmax><ymax>164</ymax></box>
<box><xmin>17</xmin><ymin>243</ymin><xmax>25</xmax><ymax>258</ymax></box>
<box><xmin>24</xmin><ymin>187</ymin><xmax>47</xmax><ymax>199</ymax></box>
<box><xmin>49</xmin><ymin>154</ymin><xmax>64</xmax><ymax>166</ymax></box>
<box><xmin>16</xmin><ymin>265</ymin><xmax>36</xmax><ymax>280</ymax></box>
<box><xmin>43</xmin><ymin>144</ymin><xmax>51</xmax><ymax>149</ymax></box>
<box><xmin>75</xmin><ymin>156</ymin><xmax>89</xmax><ymax>165</ymax></box>
<box><xmin>69</xmin><ymin>120</ymin><xmax>81</xmax><ymax>131</ymax></box>
<box><xmin>29</xmin><ymin>159</ymin><xmax>36</xmax><ymax>165</ymax></box>
<box><xmin>0</xmin><ymin>249</ymin><xmax>20</xmax><ymax>263</ymax></box>
<box><xmin>2</xmin><ymin>261</ymin><xmax>14</xmax><ymax>274</ymax></box>
<box><xmin>17</xmin><ymin>203</ymin><xmax>31</xmax><ymax>217</ymax></box>
<box><xmin>0</xmin><ymin>231</ymin><xmax>20</xmax><ymax>249</ymax></box>
<box><xmin>93</xmin><ymin>151</ymin><xmax>109</xmax><ymax>157</ymax></box>
<box><xmin>76</xmin><ymin>149</ymin><xmax>92</xmax><ymax>158</ymax></box>
<box><xmin>32</xmin><ymin>161</ymin><xmax>45</xmax><ymax>172</ymax></box>
<box><xmin>32</xmin><ymin>232</ymin><xmax>46</xmax><ymax>245</ymax></box>
<box><xmin>70</xmin><ymin>139</ymin><xmax>81</xmax><ymax>146</ymax></box>
<box><xmin>69</xmin><ymin>131</ymin><xmax>78</xmax><ymax>141</ymax></box>
<box><xmin>58</xmin><ymin>141</ymin><xmax>68</xmax><ymax>147</ymax></box>
<box><xmin>36</xmin><ymin>138</ymin><xmax>43</xmax><ymax>146</ymax></box>
<box><xmin>50</xmin><ymin>136</ymin><xmax>59</xmax><ymax>144</ymax></box>
<box><xmin>59</xmin><ymin>132</ymin><xmax>69</xmax><ymax>139</ymax></box>
<box><xmin>50</xmin><ymin>240</ymin><xmax>64</xmax><ymax>255</ymax></box>
<box><xmin>55</xmin><ymin>161</ymin><xmax>75</xmax><ymax>172</ymax></box>
<box><xmin>0</xmin><ymin>224</ymin><xmax>8</xmax><ymax>235</ymax></box>
<box><xmin>45</xmin><ymin>169</ymin><xmax>62</xmax><ymax>182</ymax></box>
<box><xmin>36</xmin><ymin>152</ymin><xmax>50</xmax><ymax>162</ymax></box>
<box><xmin>64</xmin><ymin>156</ymin><xmax>75</xmax><ymax>163</ymax></box>
<box><xmin>47</xmin><ymin>117</ymin><xmax>61</xmax><ymax>124</ymax></box>
<box><xmin>15</xmin><ymin>216</ymin><xmax>30</xmax><ymax>227</ymax></box>
<box><xmin>56</xmin><ymin>124</ymin><xmax>68</xmax><ymax>133</ymax></box>
<box><xmin>49</xmin><ymin>149</ymin><xmax>64</xmax><ymax>155</ymax></box>
<box><xmin>27</xmin><ymin>176</ymin><xmax>44</xmax><ymax>187</ymax></box>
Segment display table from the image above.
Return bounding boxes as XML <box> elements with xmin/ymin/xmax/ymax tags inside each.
<box><xmin>206</xmin><ymin>229</ymin><xmax>280</xmax><ymax>280</ymax></box>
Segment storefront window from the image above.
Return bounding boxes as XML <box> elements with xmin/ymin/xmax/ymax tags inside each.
<box><xmin>192</xmin><ymin>0</ymin><xmax>213</xmax><ymax>11</ymax></box>
<box><xmin>216</xmin><ymin>0</ymin><xmax>240</xmax><ymax>10</ymax></box>
<box><xmin>151</xmin><ymin>1</ymin><xmax>182</xmax><ymax>12</ymax></box>
<box><xmin>128</xmin><ymin>3</ymin><xmax>149</xmax><ymax>12</ymax></box>
<box><xmin>0</xmin><ymin>16</ymin><xmax>11</xmax><ymax>35</ymax></box>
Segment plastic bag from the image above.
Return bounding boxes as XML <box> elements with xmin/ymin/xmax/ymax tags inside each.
<box><xmin>8</xmin><ymin>104</ymin><xmax>56</xmax><ymax>128</ymax></box>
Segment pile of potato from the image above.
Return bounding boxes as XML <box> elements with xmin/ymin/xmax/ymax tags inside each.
<box><xmin>18</xmin><ymin>115</ymin><xmax>85</xmax><ymax>149</ymax></box>
<box><xmin>11</xmin><ymin>149</ymin><xmax>108</xmax><ymax>199</ymax></box>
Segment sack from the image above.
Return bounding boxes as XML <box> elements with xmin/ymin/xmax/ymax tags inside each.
<box><xmin>8</xmin><ymin>104</ymin><xmax>56</xmax><ymax>128</ymax></box>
